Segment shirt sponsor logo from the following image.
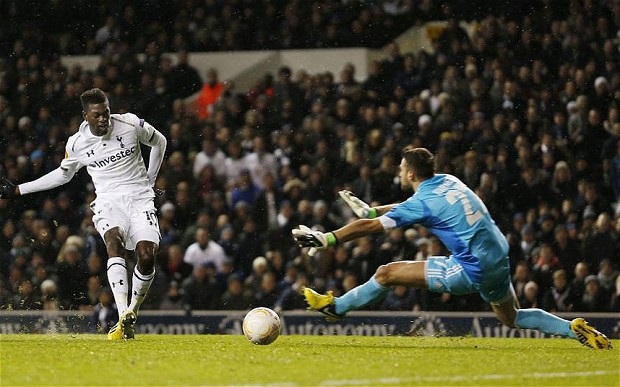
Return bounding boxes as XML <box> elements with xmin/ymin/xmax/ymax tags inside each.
<box><xmin>88</xmin><ymin>146</ymin><xmax>136</xmax><ymax>168</ymax></box>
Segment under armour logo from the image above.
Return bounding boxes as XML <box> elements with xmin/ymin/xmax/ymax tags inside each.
<box><xmin>112</xmin><ymin>279</ymin><xmax>124</xmax><ymax>288</ymax></box>
<box><xmin>134</xmin><ymin>290</ymin><xmax>146</xmax><ymax>297</ymax></box>
<box><xmin>116</xmin><ymin>136</ymin><xmax>125</xmax><ymax>148</ymax></box>
<box><xmin>86</xmin><ymin>150</ymin><xmax>94</xmax><ymax>157</ymax></box>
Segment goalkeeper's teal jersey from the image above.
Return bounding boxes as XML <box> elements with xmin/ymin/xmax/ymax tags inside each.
<box><xmin>382</xmin><ymin>173</ymin><xmax>509</xmax><ymax>285</ymax></box>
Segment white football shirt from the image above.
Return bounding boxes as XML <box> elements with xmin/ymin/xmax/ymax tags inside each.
<box><xmin>19</xmin><ymin>113</ymin><xmax>165</xmax><ymax>196</ymax></box>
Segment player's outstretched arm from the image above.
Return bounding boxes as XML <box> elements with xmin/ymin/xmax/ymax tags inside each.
<box><xmin>8</xmin><ymin>163</ymin><xmax>78</xmax><ymax>197</ymax></box>
<box><xmin>339</xmin><ymin>190</ymin><xmax>397</xmax><ymax>218</ymax></box>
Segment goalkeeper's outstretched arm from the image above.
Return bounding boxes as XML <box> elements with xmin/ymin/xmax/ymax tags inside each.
<box><xmin>373</xmin><ymin>204</ymin><xmax>398</xmax><ymax>217</ymax></box>
<box><xmin>332</xmin><ymin>218</ymin><xmax>385</xmax><ymax>243</ymax></box>
<box><xmin>339</xmin><ymin>190</ymin><xmax>397</xmax><ymax>218</ymax></box>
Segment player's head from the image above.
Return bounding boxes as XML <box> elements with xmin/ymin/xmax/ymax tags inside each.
<box><xmin>400</xmin><ymin>146</ymin><xmax>435</xmax><ymax>188</ymax></box>
<box><xmin>81</xmin><ymin>88</ymin><xmax>110</xmax><ymax>136</ymax></box>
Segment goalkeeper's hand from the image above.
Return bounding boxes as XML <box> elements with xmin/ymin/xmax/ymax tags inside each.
<box><xmin>338</xmin><ymin>190</ymin><xmax>376</xmax><ymax>218</ymax></box>
<box><xmin>291</xmin><ymin>225</ymin><xmax>337</xmax><ymax>256</ymax></box>
<box><xmin>0</xmin><ymin>176</ymin><xmax>17</xmax><ymax>199</ymax></box>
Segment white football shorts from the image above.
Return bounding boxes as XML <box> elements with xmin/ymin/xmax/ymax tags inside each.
<box><xmin>90</xmin><ymin>190</ymin><xmax>160</xmax><ymax>250</ymax></box>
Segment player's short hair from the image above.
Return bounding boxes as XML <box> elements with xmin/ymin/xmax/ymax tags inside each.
<box><xmin>402</xmin><ymin>146</ymin><xmax>434</xmax><ymax>180</ymax></box>
<box><xmin>80</xmin><ymin>88</ymin><xmax>108</xmax><ymax>111</ymax></box>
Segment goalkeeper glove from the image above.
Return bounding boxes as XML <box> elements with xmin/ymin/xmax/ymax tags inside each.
<box><xmin>0</xmin><ymin>176</ymin><xmax>17</xmax><ymax>199</ymax></box>
<box><xmin>338</xmin><ymin>190</ymin><xmax>377</xmax><ymax>218</ymax></box>
<box><xmin>291</xmin><ymin>225</ymin><xmax>337</xmax><ymax>256</ymax></box>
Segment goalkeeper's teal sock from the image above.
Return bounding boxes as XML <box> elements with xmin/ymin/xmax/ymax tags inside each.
<box><xmin>334</xmin><ymin>275</ymin><xmax>390</xmax><ymax>315</ymax></box>
<box><xmin>515</xmin><ymin>308</ymin><xmax>576</xmax><ymax>338</ymax></box>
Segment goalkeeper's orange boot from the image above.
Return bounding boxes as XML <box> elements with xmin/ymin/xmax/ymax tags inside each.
<box><xmin>303</xmin><ymin>287</ymin><xmax>343</xmax><ymax>323</ymax></box>
<box><xmin>570</xmin><ymin>318</ymin><xmax>612</xmax><ymax>349</ymax></box>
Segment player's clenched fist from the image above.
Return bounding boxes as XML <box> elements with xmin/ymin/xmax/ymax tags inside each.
<box><xmin>0</xmin><ymin>176</ymin><xmax>17</xmax><ymax>199</ymax></box>
<box><xmin>339</xmin><ymin>190</ymin><xmax>376</xmax><ymax>218</ymax></box>
<box><xmin>291</xmin><ymin>225</ymin><xmax>337</xmax><ymax>256</ymax></box>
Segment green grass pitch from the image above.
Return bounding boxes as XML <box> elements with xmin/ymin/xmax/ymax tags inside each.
<box><xmin>1</xmin><ymin>334</ymin><xmax>618</xmax><ymax>386</ymax></box>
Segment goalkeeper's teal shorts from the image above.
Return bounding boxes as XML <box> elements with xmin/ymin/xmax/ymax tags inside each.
<box><xmin>425</xmin><ymin>255</ymin><xmax>511</xmax><ymax>303</ymax></box>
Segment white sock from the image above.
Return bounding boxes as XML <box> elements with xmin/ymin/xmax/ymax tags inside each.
<box><xmin>106</xmin><ymin>257</ymin><xmax>128</xmax><ymax>316</ymax></box>
<box><xmin>128</xmin><ymin>266</ymin><xmax>155</xmax><ymax>315</ymax></box>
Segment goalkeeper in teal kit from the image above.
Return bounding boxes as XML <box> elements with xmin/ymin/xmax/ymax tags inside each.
<box><xmin>293</xmin><ymin>146</ymin><xmax>611</xmax><ymax>349</ymax></box>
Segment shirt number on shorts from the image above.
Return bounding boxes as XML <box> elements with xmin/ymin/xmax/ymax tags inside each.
<box><xmin>144</xmin><ymin>210</ymin><xmax>158</xmax><ymax>227</ymax></box>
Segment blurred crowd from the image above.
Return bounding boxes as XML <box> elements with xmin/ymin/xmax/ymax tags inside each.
<box><xmin>1</xmin><ymin>0</ymin><xmax>620</xmax><ymax>324</ymax></box>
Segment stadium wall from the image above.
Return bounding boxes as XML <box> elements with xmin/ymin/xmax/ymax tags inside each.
<box><xmin>60</xmin><ymin>48</ymin><xmax>371</xmax><ymax>92</ymax></box>
<box><xmin>1</xmin><ymin>310</ymin><xmax>618</xmax><ymax>339</ymax></box>
<box><xmin>60</xmin><ymin>21</ymin><xmax>472</xmax><ymax>92</ymax></box>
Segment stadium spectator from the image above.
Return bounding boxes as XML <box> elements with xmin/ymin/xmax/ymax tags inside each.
<box><xmin>541</xmin><ymin>269</ymin><xmax>574</xmax><ymax>313</ymax></box>
<box><xmin>574</xmin><ymin>275</ymin><xmax>610</xmax><ymax>313</ymax></box>
<box><xmin>520</xmin><ymin>280</ymin><xmax>541</xmax><ymax>309</ymax></box>
<box><xmin>274</xmin><ymin>271</ymin><xmax>309</xmax><ymax>313</ymax></box>
<box><xmin>195</xmin><ymin>68</ymin><xmax>223</xmax><ymax>121</ymax></box>
<box><xmin>380</xmin><ymin>285</ymin><xmax>418</xmax><ymax>311</ymax></box>
<box><xmin>40</xmin><ymin>278</ymin><xmax>59</xmax><ymax>311</ymax></box>
<box><xmin>597</xmin><ymin>258</ymin><xmax>619</xmax><ymax>296</ymax></box>
<box><xmin>218</xmin><ymin>273</ymin><xmax>254</xmax><ymax>310</ymax></box>
<box><xmin>159</xmin><ymin>280</ymin><xmax>184</xmax><ymax>310</ymax></box>
<box><xmin>91</xmin><ymin>287</ymin><xmax>118</xmax><ymax>333</ymax></box>
<box><xmin>243</xmin><ymin>256</ymin><xmax>270</xmax><ymax>294</ymax></box>
<box><xmin>183</xmin><ymin>226</ymin><xmax>228</xmax><ymax>274</ymax></box>
<box><xmin>168</xmin><ymin>50</ymin><xmax>203</xmax><ymax>100</ymax></box>
<box><xmin>581</xmin><ymin>212</ymin><xmax>618</xmax><ymax>272</ymax></box>
<box><xmin>531</xmin><ymin>243</ymin><xmax>562</xmax><ymax>293</ymax></box>
<box><xmin>193</xmin><ymin>138</ymin><xmax>227</xmax><ymax>181</ymax></box>
<box><xmin>230</xmin><ymin>169</ymin><xmax>260</xmax><ymax>210</ymax></box>
<box><xmin>254</xmin><ymin>271</ymin><xmax>280</xmax><ymax>308</ymax></box>
<box><xmin>55</xmin><ymin>243</ymin><xmax>89</xmax><ymax>310</ymax></box>
<box><xmin>11</xmin><ymin>279</ymin><xmax>40</xmax><ymax>310</ymax></box>
<box><xmin>551</xmin><ymin>224</ymin><xmax>581</xmax><ymax>279</ymax></box>
<box><xmin>181</xmin><ymin>262</ymin><xmax>220</xmax><ymax>311</ymax></box>
<box><xmin>512</xmin><ymin>261</ymin><xmax>531</xmax><ymax>303</ymax></box>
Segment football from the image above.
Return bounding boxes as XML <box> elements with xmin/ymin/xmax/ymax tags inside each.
<box><xmin>242</xmin><ymin>307</ymin><xmax>281</xmax><ymax>345</ymax></box>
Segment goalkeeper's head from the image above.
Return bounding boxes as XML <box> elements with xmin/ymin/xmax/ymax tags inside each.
<box><xmin>400</xmin><ymin>146</ymin><xmax>435</xmax><ymax>189</ymax></box>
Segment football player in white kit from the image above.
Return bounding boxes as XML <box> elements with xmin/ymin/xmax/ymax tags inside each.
<box><xmin>0</xmin><ymin>88</ymin><xmax>167</xmax><ymax>340</ymax></box>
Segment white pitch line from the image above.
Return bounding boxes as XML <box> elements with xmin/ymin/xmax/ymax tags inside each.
<box><xmin>320</xmin><ymin>370</ymin><xmax>618</xmax><ymax>386</ymax></box>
